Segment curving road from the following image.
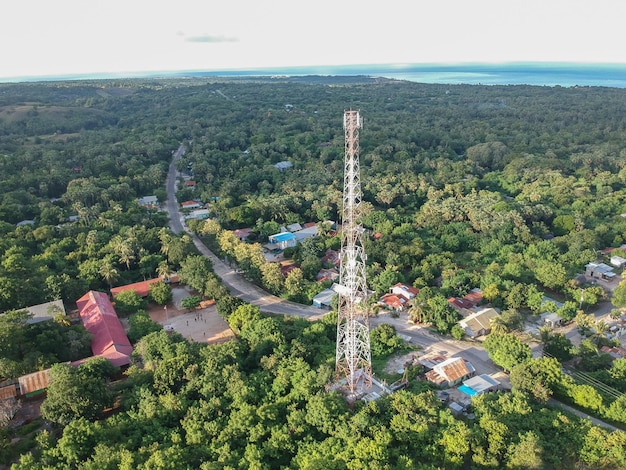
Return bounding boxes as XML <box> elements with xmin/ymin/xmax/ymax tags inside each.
<box><xmin>165</xmin><ymin>143</ymin><xmax>325</xmax><ymax>320</ymax></box>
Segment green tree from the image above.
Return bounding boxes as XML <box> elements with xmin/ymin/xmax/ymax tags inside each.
<box><xmin>369</xmin><ymin>324</ymin><xmax>405</xmax><ymax>357</ymax></box>
<box><xmin>504</xmin><ymin>431</ymin><xmax>544</xmax><ymax>469</ymax></box>
<box><xmin>179</xmin><ymin>255</ymin><xmax>213</xmax><ymax>293</ymax></box>
<box><xmin>113</xmin><ymin>289</ymin><xmax>146</xmax><ymax>315</ymax></box>
<box><xmin>204</xmin><ymin>273</ymin><xmax>229</xmax><ymax>300</ymax></box>
<box><xmin>40</xmin><ymin>359</ymin><xmax>113</xmax><ymax>426</ymax></box>
<box><xmin>98</xmin><ymin>256</ymin><xmax>119</xmax><ymax>289</ymax></box>
<box><xmin>285</xmin><ymin>268</ymin><xmax>306</xmax><ymax>301</ymax></box>
<box><xmin>261</xmin><ymin>262</ymin><xmax>284</xmax><ymax>295</ymax></box>
<box><xmin>180</xmin><ymin>295</ymin><xmax>202</xmax><ymax>311</ymax></box>
<box><xmin>148</xmin><ymin>279</ymin><xmax>173</xmax><ymax>305</ymax></box>
<box><xmin>612</xmin><ymin>279</ymin><xmax>626</xmax><ymax>311</ymax></box>
<box><xmin>450</xmin><ymin>324</ymin><xmax>465</xmax><ymax>340</ymax></box>
<box><xmin>483</xmin><ymin>333</ymin><xmax>532</xmax><ymax>372</ymax></box>
<box><xmin>127</xmin><ymin>311</ymin><xmax>163</xmax><ymax>343</ymax></box>
<box><xmin>510</xmin><ymin>357</ymin><xmax>564</xmax><ymax>402</ymax></box>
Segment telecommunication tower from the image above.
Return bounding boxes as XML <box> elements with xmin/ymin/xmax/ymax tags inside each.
<box><xmin>335</xmin><ymin>110</ymin><xmax>372</xmax><ymax>395</ymax></box>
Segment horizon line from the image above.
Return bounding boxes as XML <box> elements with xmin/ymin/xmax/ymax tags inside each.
<box><xmin>2</xmin><ymin>61</ymin><xmax>626</xmax><ymax>84</ymax></box>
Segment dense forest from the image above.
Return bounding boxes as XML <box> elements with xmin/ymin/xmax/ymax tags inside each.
<box><xmin>2</xmin><ymin>76</ymin><xmax>626</xmax><ymax>468</ymax></box>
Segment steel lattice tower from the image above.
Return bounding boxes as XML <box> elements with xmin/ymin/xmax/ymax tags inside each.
<box><xmin>335</xmin><ymin>110</ymin><xmax>372</xmax><ymax>395</ymax></box>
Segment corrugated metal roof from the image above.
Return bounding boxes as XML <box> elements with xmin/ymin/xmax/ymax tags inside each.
<box><xmin>433</xmin><ymin>357</ymin><xmax>472</xmax><ymax>383</ymax></box>
<box><xmin>0</xmin><ymin>384</ymin><xmax>17</xmax><ymax>399</ymax></box>
<box><xmin>18</xmin><ymin>369</ymin><xmax>51</xmax><ymax>394</ymax></box>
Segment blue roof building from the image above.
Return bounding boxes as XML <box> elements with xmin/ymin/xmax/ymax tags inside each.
<box><xmin>268</xmin><ymin>232</ymin><xmax>297</xmax><ymax>250</ymax></box>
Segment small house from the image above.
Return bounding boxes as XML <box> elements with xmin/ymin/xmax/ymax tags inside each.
<box><xmin>461</xmin><ymin>374</ymin><xmax>500</xmax><ymax>395</ymax></box>
<box><xmin>234</xmin><ymin>228</ymin><xmax>252</xmax><ymax>241</ymax></box>
<box><xmin>610</xmin><ymin>256</ymin><xmax>626</xmax><ymax>268</ymax></box>
<box><xmin>138</xmin><ymin>195</ymin><xmax>158</xmax><ymax>207</ymax></box>
<box><xmin>425</xmin><ymin>357</ymin><xmax>475</xmax><ymax>387</ymax></box>
<box><xmin>448</xmin><ymin>288</ymin><xmax>483</xmax><ymax>311</ymax></box>
<box><xmin>390</xmin><ymin>283</ymin><xmax>419</xmax><ymax>300</ymax></box>
<box><xmin>585</xmin><ymin>262</ymin><xmax>616</xmax><ymax>280</ymax></box>
<box><xmin>293</xmin><ymin>225</ymin><xmax>318</xmax><ymax>242</ymax></box>
<box><xmin>274</xmin><ymin>161</ymin><xmax>293</xmax><ymax>171</ymax></box>
<box><xmin>111</xmin><ymin>278</ymin><xmax>161</xmax><ymax>298</ymax></box>
<box><xmin>181</xmin><ymin>200</ymin><xmax>201</xmax><ymax>210</ymax></box>
<box><xmin>379</xmin><ymin>293</ymin><xmax>410</xmax><ymax>312</ymax></box>
<box><xmin>458</xmin><ymin>308</ymin><xmax>500</xmax><ymax>338</ymax></box>
<box><xmin>312</xmin><ymin>284</ymin><xmax>341</xmax><ymax>308</ymax></box>
<box><xmin>188</xmin><ymin>209</ymin><xmax>211</xmax><ymax>220</ymax></box>
<box><xmin>540</xmin><ymin>312</ymin><xmax>563</xmax><ymax>328</ymax></box>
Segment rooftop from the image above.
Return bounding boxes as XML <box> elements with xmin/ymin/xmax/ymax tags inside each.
<box><xmin>77</xmin><ymin>291</ymin><xmax>133</xmax><ymax>367</ymax></box>
<box><xmin>111</xmin><ymin>278</ymin><xmax>161</xmax><ymax>298</ymax></box>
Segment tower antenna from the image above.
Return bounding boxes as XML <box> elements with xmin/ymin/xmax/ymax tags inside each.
<box><xmin>335</xmin><ymin>110</ymin><xmax>372</xmax><ymax>396</ymax></box>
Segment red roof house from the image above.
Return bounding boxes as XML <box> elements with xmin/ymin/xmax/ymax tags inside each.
<box><xmin>77</xmin><ymin>291</ymin><xmax>133</xmax><ymax>367</ymax></box>
<box><xmin>110</xmin><ymin>278</ymin><xmax>161</xmax><ymax>298</ymax></box>
<box><xmin>390</xmin><ymin>283</ymin><xmax>419</xmax><ymax>300</ymax></box>
<box><xmin>181</xmin><ymin>200</ymin><xmax>201</xmax><ymax>209</ymax></box>
<box><xmin>379</xmin><ymin>293</ymin><xmax>409</xmax><ymax>311</ymax></box>
<box><xmin>448</xmin><ymin>288</ymin><xmax>483</xmax><ymax>311</ymax></box>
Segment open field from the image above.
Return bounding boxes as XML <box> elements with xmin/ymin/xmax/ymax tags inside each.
<box><xmin>147</xmin><ymin>286</ymin><xmax>235</xmax><ymax>345</ymax></box>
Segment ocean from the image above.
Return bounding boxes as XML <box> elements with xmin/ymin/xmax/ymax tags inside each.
<box><xmin>239</xmin><ymin>63</ymin><xmax>626</xmax><ymax>88</ymax></box>
<box><xmin>4</xmin><ymin>63</ymin><xmax>626</xmax><ymax>88</ymax></box>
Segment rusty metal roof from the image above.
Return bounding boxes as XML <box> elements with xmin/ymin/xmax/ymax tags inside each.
<box><xmin>18</xmin><ymin>369</ymin><xmax>51</xmax><ymax>395</ymax></box>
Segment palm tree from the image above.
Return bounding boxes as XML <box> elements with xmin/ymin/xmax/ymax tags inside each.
<box><xmin>408</xmin><ymin>299</ymin><xmax>426</xmax><ymax>324</ymax></box>
<box><xmin>489</xmin><ymin>315</ymin><xmax>509</xmax><ymax>335</ymax></box>
<box><xmin>99</xmin><ymin>257</ymin><xmax>119</xmax><ymax>289</ymax></box>
<box><xmin>156</xmin><ymin>261</ymin><xmax>171</xmax><ymax>280</ymax></box>
<box><xmin>538</xmin><ymin>325</ymin><xmax>552</xmax><ymax>344</ymax></box>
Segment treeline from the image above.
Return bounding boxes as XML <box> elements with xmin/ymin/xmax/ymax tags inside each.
<box><xmin>11</xmin><ymin>302</ymin><xmax>626</xmax><ymax>469</ymax></box>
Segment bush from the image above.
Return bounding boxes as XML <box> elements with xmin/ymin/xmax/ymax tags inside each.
<box><xmin>370</xmin><ymin>324</ymin><xmax>406</xmax><ymax>357</ymax></box>
<box><xmin>451</xmin><ymin>324</ymin><xmax>465</xmax><ymax>340</ymax></box>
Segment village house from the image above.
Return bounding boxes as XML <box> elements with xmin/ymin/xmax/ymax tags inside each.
<box><xmin>458</xmin><ymin>307</ymin><xmax>500</xmax><ymax>339</ymax></box>
<box><xmin>379</xmin><ymin>293</ymin><xmax>409</xmax><ymax>312</ymax></box>
<box><xmin>180</xmin><ymin>200</ymin><xmax>202</xmax><ymax>210</ymax></box>
<box><xmin>76</xmin><ymin>291</ymin><xmax>133</xmax><ymax>367</ymax></box>
<box><xmin>312</xmin><ymin>283</ymin><xmax>341</xmax><ymax>308</ymax></box>
<box><xmin>138</xmin><ymin>195</ymin><xmax>158</xmax><ymax>208</ymax></box>
<box><xmin>186</xmin><ymin>208</ymin><xmax>211</xmax><ymax>220</ymax></box>
<box><xmin>321</xmin><ymin>249</ymin><xmax>341</xmax><ymax>267</ymax></box>
<box><xmin>585</xmin><ymin>262</ymin><xmax>617</xmax><ymax>280</ymax></box>
<box><xmin>610</xmin><ymin>255</ymin><xmax>626</xmax><ymax>268</ymax></box>
<box><xmin>424</xmin><ymin>357</ymin><xmax>476</xmax><ymax>388</ymax></box>
<box><xmin>448</xmin><ymin>288</ymin><xmax>483</xmax><ymax>312</ymax></box>
<box><xmin>110</xmin><ymin>278</ymin><xmax>162</xmax><ymax>298</ymax></box>
<box><xmin>389</xmin><ymin>283</ymin><xmax>419</xmax><ymax>300</ymax></box>
<box><xmin>316</xmin><ymin>268</ymin><xmax>339</xmax><ymax>283</ymax></box>
<box><xmin>234</xmin><ymin>228</ymin><xmax>253</xmax><ymax>241</ymax></box>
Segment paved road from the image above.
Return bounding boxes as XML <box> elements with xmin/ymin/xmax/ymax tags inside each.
<box><xmin>370</xmin><ymin>312</ymin><xmax>503</xmax><ymax>378</ymax></box>
<box><xmin>165</xmin><ymin>143</ymin><xmax>325</xmax><ymax>320</ymax></box>
<box><xmin>166</xmin><ymin>143</ymin><xmax>186</xmax><ymax>235</ymax></box>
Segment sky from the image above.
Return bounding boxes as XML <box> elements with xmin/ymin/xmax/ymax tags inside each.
<box><xmin>3</xmin><ymin>0</ymin><xmax>626</xmax><ymax>79</ymax></box>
